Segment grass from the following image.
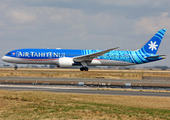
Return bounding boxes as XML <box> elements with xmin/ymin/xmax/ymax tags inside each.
<box><xmin>0</xmin><ymin>90</ymin><xmax>170</xmax><ymax>119</ymax></box>
<box><xmin>94</xmin><ymin>88</ymin><xmax>170</xmax><ymax>93</ymax></box>
<box><xmin>1</xmin><ymin>68</ymin><xmax>170</xmax><ymax>80</ymax></box>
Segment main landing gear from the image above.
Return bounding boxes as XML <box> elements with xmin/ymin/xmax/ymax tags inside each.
<box><xmin>80</xmin><ymin>61</ymin><xmax>89</xmax><ymax>71</ymax></box>
<box><xmin>80</xmin><ymin>67</ymin><xmax>89</xmax><ymax>71</ymax></box>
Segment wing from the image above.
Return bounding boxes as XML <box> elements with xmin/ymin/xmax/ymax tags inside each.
<box><xmin>73</xmin><ymin>47</ymin><xmax>119</xmax><ymax>62</ymax></box>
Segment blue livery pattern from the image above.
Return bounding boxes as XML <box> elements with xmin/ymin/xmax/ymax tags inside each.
<box><xmin>80</xmin><ymin>29</ymin><xmax>166</xmax><ymax>64</ymax></box>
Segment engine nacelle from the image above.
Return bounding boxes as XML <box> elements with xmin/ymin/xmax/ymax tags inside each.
<box><xmin>57</xmin><ymin>57</ymin><xmax>74</xmax><ymax>68</ymax></box>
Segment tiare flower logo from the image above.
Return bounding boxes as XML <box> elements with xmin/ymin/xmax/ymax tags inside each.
<box><xmin>148</xmin><ymin>41</ymin><xmax>158</xmax><ymax>51</ymax></box>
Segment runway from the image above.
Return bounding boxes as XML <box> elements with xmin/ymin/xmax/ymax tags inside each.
<box><xmin>0</xmin><ymin>85</ymin><xmax>169</xmax><ymax>97</ymax></box>
<box><xmin>0</xmin><ymin>77</ymin><xmax>170</xmax><ymax>88</ymax></box>
<box><xmin>1</xmin><ymin>77</ymin><xmax>170</xmax><ymax>83</ymax></box>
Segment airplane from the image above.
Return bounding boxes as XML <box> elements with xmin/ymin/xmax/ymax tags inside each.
<box><xmin>2</xmin><ymin>29</ymin><xmax>166</xmax><ymax>71</ymax></box>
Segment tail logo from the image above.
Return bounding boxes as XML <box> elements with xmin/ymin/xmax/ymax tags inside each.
<box><xmin>148</xmin><ymin>41</ymin><xmax>158</xmax><ymax>51</ymax></box>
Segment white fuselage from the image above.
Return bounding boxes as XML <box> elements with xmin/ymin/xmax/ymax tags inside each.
<box><xmin>2</xmin><ymin>56</ymin><xmax>135</xmax><ymax>66</ymax></box>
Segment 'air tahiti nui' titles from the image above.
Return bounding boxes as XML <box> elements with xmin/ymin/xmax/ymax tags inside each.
<box><xmin>16</xmin><ymin>51</ymin><xmax>65</xmax><ymax>58</ymax></box>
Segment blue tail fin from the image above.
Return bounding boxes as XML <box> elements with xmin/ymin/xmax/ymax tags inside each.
<box><xmin>140</xmin><ymin>29</ymin><xmax>166</xmax><ymax>54</ymax></box>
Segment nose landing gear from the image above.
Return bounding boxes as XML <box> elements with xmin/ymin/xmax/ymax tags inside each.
<box><xmin>14</xmin><ymin>64</ymin><xmax>18</xmax><ymax>70</ymax></box>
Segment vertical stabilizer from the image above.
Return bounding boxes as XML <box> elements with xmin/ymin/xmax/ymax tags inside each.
<box><xmin>140</xmin><ymin>29</ymin><xmax>166</xmax><ymax>54</ymax></box>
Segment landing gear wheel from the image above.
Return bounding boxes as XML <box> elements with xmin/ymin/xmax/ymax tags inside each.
<box><xmin>84</xmin><ymin>67</ymin><xmax>88</xmax><ymax>71</ymax></box>
<box><xmin>80</xmin><ymin>67</ymin><xmax>89</xmax><ymax>71</ymax></box>
<box><xmin>14</xmin><ymin>65</ymin><xmax>18</xmax><ymax>70</ymax></box>
<box><xmin>80</xmin><ymin>67</ymin><xmax>84</xmax><ymax>71</ymax></box>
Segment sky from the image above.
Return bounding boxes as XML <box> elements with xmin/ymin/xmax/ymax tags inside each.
<box><xmin>0</xmin><ymin>0</ymin><xmax>170</xmax><ymax>67</ymax></box>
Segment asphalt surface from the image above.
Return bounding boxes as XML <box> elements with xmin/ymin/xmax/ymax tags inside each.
<box><xmin>0</xmin><ymin>85</ymin><xmax>170</xmax><ymax>97</ymax></box>
<box><xmin>0</xmin><ymin>77</ymin><xmax>169</xmax><ymax>84</ymax></box>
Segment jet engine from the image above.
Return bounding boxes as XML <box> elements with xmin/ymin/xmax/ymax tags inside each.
<box><xmin>57</xmin><ymin>57</ymin><xmax>74</xmax><ymax>68</ymax></box>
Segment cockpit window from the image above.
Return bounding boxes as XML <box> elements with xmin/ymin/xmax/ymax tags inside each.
<box><xmin>6</xmin><ymin>53</ymin><xmax>11</xmax><ymax>55</ymax></box>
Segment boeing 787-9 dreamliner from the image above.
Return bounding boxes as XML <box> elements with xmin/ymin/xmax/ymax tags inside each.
<box><xmin>2</xmin><ymin>29</ymin><xmax>166</xmax><ymax>71</ymax></box>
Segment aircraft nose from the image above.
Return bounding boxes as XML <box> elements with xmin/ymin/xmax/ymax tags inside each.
<box><xmin>2</xmin><ymin>56</ymin><xmax>6</xmax><ymax>62</ymax></box>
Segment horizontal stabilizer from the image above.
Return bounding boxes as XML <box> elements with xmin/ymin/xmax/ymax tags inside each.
<box><xmin>144</xmin><ymin>55</ymin><xmax>166</xmax><ymax>59</ymax></box>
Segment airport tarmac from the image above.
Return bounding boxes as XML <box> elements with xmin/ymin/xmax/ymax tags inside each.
<box><xmin>0</xmin><ymin>77</ymin><xmax>170</xmax><ymax>83</ymax></box>
<box><xmin>0</xmin><ymin>77</ymin><xmax>170</xmax><ymax>88</ymax></box>
<box><xmin>0</xmin><ymin>85</ymin><xmax>170</xmax><ymax>97</ymax></box>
